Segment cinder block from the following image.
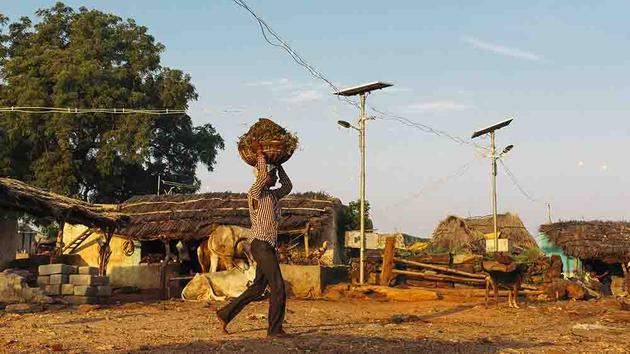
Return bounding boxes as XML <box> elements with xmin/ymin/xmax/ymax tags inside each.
<box><xmin>37</xmin><ymin>276</ymin><xmax>50</xmax><ymax>287</ymax></box>
<box><xmin>44</xmin><ymin>284</ymin><xmax>62</xmax><ymax>296</ymax></box>
<box><xmin>96</xmin><ymin>286</ymin><xmax>112</xmax><ymax>297</ymax></box>
<box><xmin>78</xmin><ymin>266</ymin><xmax>98</xmax><ymax>275</ymax></box>
<box><xmin>49</xmin><ymin>274</ymin><xmax>69</xmax><ymax>285</ymax></box>
<box><xmin>39</xmin><ymin>264</ymin><xmax>78</xmax><ymax>276</ymax></box>
<box><xmin>63</xmin><ymin>296</ymin><xmax>99</xmax><ymax>305</ymax></box>
<box><xmin>61</xmin><ymin>284</ymin><xmax>75</xmax><ymax>295</ymax></box>
<box><xmin>73</xmin><ymin>286</ymin><xmax>98</xmax><ymax>297</ymax></box>
<box><xmin>69</xmin><ymin>275</ymin><xmax>109</xmax><ymax>286</ymax></box>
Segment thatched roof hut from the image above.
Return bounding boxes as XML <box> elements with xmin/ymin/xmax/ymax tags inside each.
<box><xmin>540</xmin><ymin>221</ymin><xmax>630</xmax><ymax>263</ymax></box>
<box><xmin>0</xmin><ymin>177</ymin><xmax>126</xmax><ymax>229</ymax></box>
<box><xmin>432</xmin><ymin>213</ymin><xmax>539</xmax><ymax>254</ymax></box>
<box><xmin>116</xmin><ymin>192</ymin><xmax>343</xmax><ymax>241</ymax></box>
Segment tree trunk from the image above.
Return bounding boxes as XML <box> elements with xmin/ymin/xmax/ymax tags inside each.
<box><xmin>393</xmin><ymin>269</ymin><xmax>485</xmax><ymax>284</ymax></box>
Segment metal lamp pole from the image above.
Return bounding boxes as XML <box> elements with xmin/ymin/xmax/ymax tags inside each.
<box><xmin>490</xmin><ymin>131</ymin><xmax>498</xmax><ymax>253</ymax></box>
<box><xmin>358</xmin><ymin>93</ymin><xmax>367</xmax><ymax>285</ymax></box>
<box><xmin>472</xmin><ymin>118</ymin><xmax>513</xmax><ymax>253</ymax></box>
<box><xmin>335</xmin><ymin>81</ymin><xmax>392</xmax><ymax>284</ymax></box>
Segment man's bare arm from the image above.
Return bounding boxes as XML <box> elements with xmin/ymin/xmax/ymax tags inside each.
<box><xmin>274</xmin><ymin>164</ymin><xmax>292</xmax><ymax>199</ymax></box>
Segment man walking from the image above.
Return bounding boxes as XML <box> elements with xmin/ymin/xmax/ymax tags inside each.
<box><xmin>216</xmin><ymin>142</ymin><xmax>292</xmax><ymax>337</ymax></box>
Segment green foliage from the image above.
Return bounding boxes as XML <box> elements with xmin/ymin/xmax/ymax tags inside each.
<box><xmin>0</xmin><ymin>3</ymin><xmax>224</xmax><ymax>202</ymax></box>
<box><xmin>340</xmin><ymin>199</ymin><xmax>374</xmax><ymax>232</ymax></box>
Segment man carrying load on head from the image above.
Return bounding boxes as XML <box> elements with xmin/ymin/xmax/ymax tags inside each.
<box><xmin>216</xmin><ymin>141</ymin><xmax>292</xmax><ymax>338</ymax></box>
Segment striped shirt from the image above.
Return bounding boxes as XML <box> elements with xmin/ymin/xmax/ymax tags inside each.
<box><xmin>248</xmin><ymin>154</ymin><xmax>292</xmax><ymax>247</ymax></box>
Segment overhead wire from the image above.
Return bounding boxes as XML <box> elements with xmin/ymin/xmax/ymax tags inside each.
<box><xmin>498</xmin><ymin>159</ymin><xmax>539</xmax><ymax>202</ymax></box>
<box><xmin>231</xmin><ymin>0</ymin><xmax>484</xmax><ymax>150</ymax></box>
<box><xmin>0</xmin><ymin>107</ymin><xmax>187</xmax><ymax>115</ymax></box>
<box><xmin>376</xmin><ymin>157</ymin><xmax>481</xmax><ymax>212</ymax></box>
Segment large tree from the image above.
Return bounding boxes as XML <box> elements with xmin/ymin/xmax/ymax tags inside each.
<box><xmin>0</xmin><ymin>3</ymin><xmax>223</xmax><ymax>202</ymax></box>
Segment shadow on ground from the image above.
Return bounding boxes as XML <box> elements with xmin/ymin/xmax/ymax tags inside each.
<box><xmin>126</xmin><ymin>334</ymin><xmax>548</xmax><ymax>354</ymax></box>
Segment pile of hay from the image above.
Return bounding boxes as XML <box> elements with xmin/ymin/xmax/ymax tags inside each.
<box><xmin>238</xmin><ymin>118</ymin><xmax>299</xmax><ymax>166</ymax></box>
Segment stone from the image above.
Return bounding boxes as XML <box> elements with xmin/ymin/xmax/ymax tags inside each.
<box><xmin>37</xmin><ymin>276</ymin><xmax>50</xmax><ymax>287</ymax></box>
<box><xmin>78</xmin><ymin>267</ymin><xmax>98</xmax><ymax>276</ymax></box>
<box><xmin>49</xmin><ymin>274</ymin><xmax>69</xmax><ymax>285</ymax></box>
<box><xmin>63</xmin><ymin>296</ymin><xmax>99</xmax><ymax>305</ymax></box>
<box><xmin>38</xmin><ymin>264</ymin><xmax>77</xmax><ymax>276</ymax></box>
<box><xmin>44</xmin><ymin>284</ymin><xmax>62</xmax><ymax>296</ymax></box>
<box><xmin>61</xmin><ymin>284</ymin><xmax>75</xmax><ymax>295</ymax></box>
<box><xmin>0</xmin><ymin>273</ymin><xmax>54</xmax><ymax>304</ymax></box>
<box><xmin>73</xmin><ymin>286</ymin><xmax>97</xmax><ymax>297</ymax></box>
<box><xmin>5</xmin><ymin>303</ymin><xmax>44</xmax><ymax>314</ymax></box>
<box><xmin>76</xmin><ymin>304</ymin><xmax>100</xmax><ymax>313</ymax></box>
<box><xmin>69</xmin><ymin>275</ymin><xmax>108</xmax><ymax>286</ymax></box>
<box><xmin>96</xmin><ymin>286</ymin><xmax>112</xmax><ymax>297</ymax></box>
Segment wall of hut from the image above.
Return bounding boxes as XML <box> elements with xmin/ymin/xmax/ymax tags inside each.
<box><xmin>63</xmin><ymin>224</ymin><xmax>178</xmax><ymax>289</ymax></box>
<box><xmin>0</xmin><ymin>211</ymin><xmax>20</xmax><ymax>266</ymax></box>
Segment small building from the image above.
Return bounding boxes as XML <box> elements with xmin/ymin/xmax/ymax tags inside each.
<box><xmin>540</xmin><ymin>221</ymin><xmax>629</xmax><ymax>289</ymax></box>
<box><xmin>431</xmin><ymin>213</ymin><xmax>539</xmax><ymax>254</ymax></box>
<box><xmin>0</xmin><ymin>177</ymin><xmax>125</xmax><ymax>272</ymax></box>
<box><xmin>344</xmin><ymin>231</ymin><xmax>427</xmax><ymax>250</ymax></box>
<box><xmin>536</xmin><ymin>231</ymin><xmax>581</xmax><ymax>276</ymax></box>
<box><xmin>63</xmin><ymin>192</ymin><xmax>345</xmax><ymax>288</ymax></box>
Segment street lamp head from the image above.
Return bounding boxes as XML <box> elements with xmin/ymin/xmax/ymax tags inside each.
<box><xmin>337</xmin><ymin>120</ymin><xmax>352</xmax><ymax>129</ymax></box>
<box><xmin>334</xmin><ymin>81</ymin><xmax>393</xmax><ymax>96</ymax></box>
<box><xmin>502</xmin><ymin>144</ymin><xmax>514</xmax><ymax>155</ymax></box>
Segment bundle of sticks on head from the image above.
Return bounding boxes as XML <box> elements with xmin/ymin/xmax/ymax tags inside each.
<box><xmin>238</xmin><ymin>118</ymin><xmax>299</xmax><ymax>166</ymax></box>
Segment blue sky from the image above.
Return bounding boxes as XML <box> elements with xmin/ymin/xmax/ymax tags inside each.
<box><xmin>4</xmin><ymin>1</ymin><xmax>630</xmax><ymax>238</ymax></box>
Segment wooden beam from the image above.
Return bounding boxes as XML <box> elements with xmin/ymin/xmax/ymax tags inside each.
<box><xmin>98</xmin><ymin>229</ymin><xmax>114</xmax><ymax>276</ymax></box>
<box><xmin>380</xmin><ymin>236</ymin><xmax>396</xmax><ymax>286</ymax></box>
<box><xmin>303</xmin><ymin>223</ymin><xmax>311</xmax><ymax>256</ymax></box>
<box><xmin>395</xmin><ymin>258</ymin><xmax>486</xmax><ymax>279</ymax></box>
<box><xmin>392</xmin><ymin>269</ymin><xmax>485</xmax><ymax>284</ymax></box>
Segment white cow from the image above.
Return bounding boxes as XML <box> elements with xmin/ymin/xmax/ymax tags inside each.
<box><xmin>182</xmin><ymin>260</ymin><xmax>256</xmax><ymax>302</ymax></box>
<box><xmin>197</xmin><ymin>225</ymin><xmax>251</xmax><ymax>273</ymax></box>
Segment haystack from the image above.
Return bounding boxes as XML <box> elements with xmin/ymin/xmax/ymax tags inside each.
<box><xmin>540</xmin><ymin>221</ymin><xmax>630</xmax><ymax>263</ymax></box>
<box><xmin>432</xmin><ymin>213</ymin><xmax>539</xmax><ymax>254</ymax></box>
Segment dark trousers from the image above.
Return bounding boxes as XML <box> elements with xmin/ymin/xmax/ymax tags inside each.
<box><xmin>217</xmin><ymin>239</ymin><xmax>286</xmax><ymax>335</ymax></box>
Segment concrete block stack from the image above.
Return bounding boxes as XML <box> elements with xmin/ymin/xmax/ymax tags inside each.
<box><xmin>37</xmin><ymin>264</ymin><xmax>112</xmax><ymax>304</ymax></box>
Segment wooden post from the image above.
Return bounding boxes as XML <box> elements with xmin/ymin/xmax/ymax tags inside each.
<box><xmin>380</xmin><ymin>236</ymin><xmax>396</xmax><ymax>286</ymax></box>
<box><xmin>160</xmin><ymin>240</ymin><xmax>174</xmax><ymax>300</ymax></box>
<box><xmin>622</xmin><ymin>261</ymin><xmax>629</xmax><ymax>296</ymax></box>
<box><xmin>98</xmin><ymin>229</ymin><xmax>114</xmax><ymax>276</ymax></box>
<box><xmin>303</xmin><ymin>223</ymin><xmax>311</xmax><ymax>256</ymax></box>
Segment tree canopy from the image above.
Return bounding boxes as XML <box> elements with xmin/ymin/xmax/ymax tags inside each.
<box><xmin>0</xmin><ymin>3</ymin><xmax>224</xmax><ymax>203</ymax></box>
<box><xmin>341</xmin><ymin>199</ymin><xmax>374</xmax><ymax>231</ymax></box>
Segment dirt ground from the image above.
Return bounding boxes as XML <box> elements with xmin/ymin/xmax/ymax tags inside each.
<box><xmin>1</xmin><ymin>290</ymin><xmax>630</xmax><ymax>354</ymax></box>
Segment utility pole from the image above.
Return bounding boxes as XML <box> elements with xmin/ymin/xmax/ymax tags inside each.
<box><xmin>490</xmin><ymin>131</ymin><xmax>499</xmax><ymax>254</ymax></box>
<box><xmin>472</xmin><ymin>118</ymin><xmax>513</xmax><ymax>253</ymax></box>
<box><xmin>547</xmin><ymin>203</ymin><xmax>552</xmax><ymax>224</ymax></box>
<box><xmin>358</xmin><ymin>93</ymin><xmax>367</xmax><ymax>285</ymax></box>
<box><xmin>335</xmin><ymin>81</ymin><xmax>392</xmax><ymax>284</ymax></box>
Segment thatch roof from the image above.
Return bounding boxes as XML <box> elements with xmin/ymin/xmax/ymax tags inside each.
<box><xmin>432</xmin><ymin>213</ymin><xmax>539</xmax><ymax>254</ymax></box>
<box><xmin>0</xmin><ymin>177</ymin><xmax>126</xmax><ymax>229</ymax></box>
<box><xmin>115</xmin><ymin>192</ymin><xmax>343</xmax><ymax>241</ymax></box>
<box><xmin>540</xmin><ymin>221</ymin><xmax>630</xmax><ymax>263</ymax></box>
